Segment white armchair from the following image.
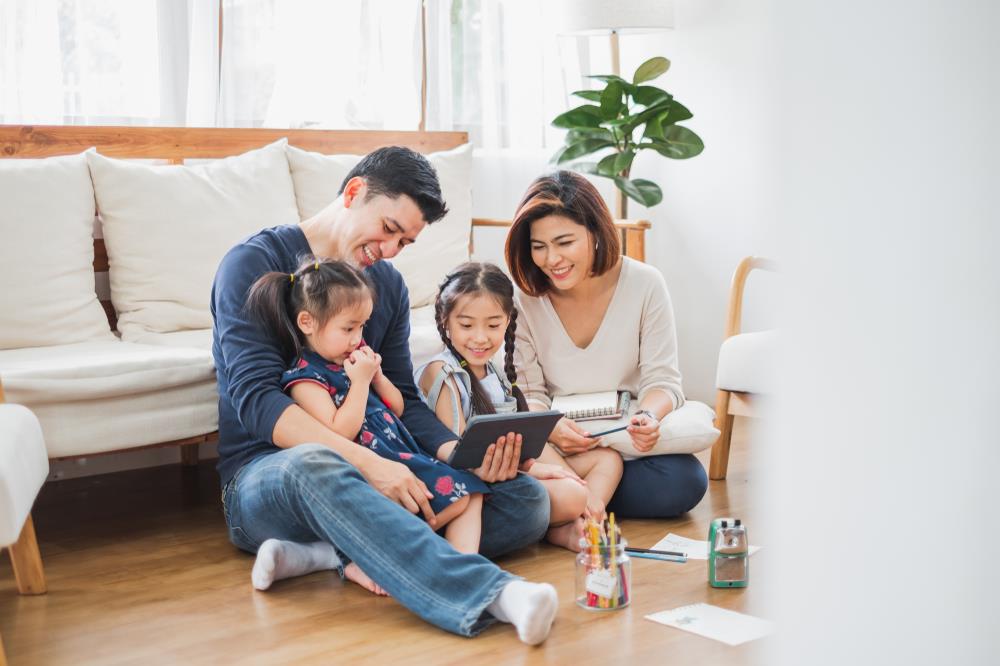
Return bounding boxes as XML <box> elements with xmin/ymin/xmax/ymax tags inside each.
<box><xmin>709</xmin><ymin>256</ymin><xmax>777</xmax><ymax>480</ymax></box>
<box><xmin>0</xmin><ymin>383</ymin><xmax>49</xmax><ymax>596</ymax></box>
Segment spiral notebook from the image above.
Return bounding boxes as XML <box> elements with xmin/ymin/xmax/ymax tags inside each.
<box><xmin>551</xmin><ymin>391</ymin><xmax>630</xmax><ymax>422</ymax></box>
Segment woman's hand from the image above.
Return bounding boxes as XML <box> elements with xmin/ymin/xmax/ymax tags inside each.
<box><xmin>628</xmin><ymin>411</ymin><xmax>661</xmax><ymax>453</ymax></box>
<box><xmin>522</xmin><ymin>460</ymin><xmax>587</xmax><ymax>485</ymax></box>
<box><xmin>473</xmin><ymin>432</ymin><xmax>522</xmax><ymax>483</ymax></box>
<box><xmin>549</xmin><ymin>417</ymin><xmax>600</xmax><ymax>455</ymax></box>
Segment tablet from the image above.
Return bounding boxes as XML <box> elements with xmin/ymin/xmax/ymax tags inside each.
<box><xmin>446</xmin><ymin>410</ymin><xmax>563</xmax><ymax>469</ymax></box>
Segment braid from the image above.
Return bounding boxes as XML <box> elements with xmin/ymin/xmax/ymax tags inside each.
<box><xmin>504</xmin><ymin>308</ymin><xmax>529</xmax><ymax>412</ymax></box>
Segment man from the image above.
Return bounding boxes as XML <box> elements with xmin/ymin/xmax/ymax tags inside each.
<box><xmin>211</xmin><ymin>146</ymin><xmax>556</xmax><ymax>644</ymax></box>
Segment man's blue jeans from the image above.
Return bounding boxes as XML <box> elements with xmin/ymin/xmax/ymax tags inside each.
<box><xmin>222</xmin><ymin>444</ymin><xmax>550</xmax><ymax>636</ymax></box>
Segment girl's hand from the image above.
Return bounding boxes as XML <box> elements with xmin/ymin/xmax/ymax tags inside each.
<box><xmin>372</xmin><ymin>351</ymin><xmax>384</xmax><ymax>381</ymax></box>
<box><xmin>473</xmin><ymin>433</ymin><xmax>522</xmax><ymax>483</ymax></box>
<box><xmin>584</xmin><ymin>497</ymin><xmax>607</xmax><ymax>523</ymax></box>
<box><xmin>345</xmin><ymin>348</ymin><xmax>378</xmax><ymax>384</ymax></box>
<box><xmin>549</xmin><ymin>417</ymin><xmax>600</xmax><ymax>455</ymax></box>
<box><xmin>628</xmin><ymin>411</ymin><xmax>661</xmax><ymax>453</ymax></box>
<box><xmin>522</xmin><ymin>461</ymin><xmax>587</xmax><ymax>486</ymax></box>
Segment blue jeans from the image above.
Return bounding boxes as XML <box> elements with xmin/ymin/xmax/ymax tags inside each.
<box><xmin>222</xmin><ymin>444</ymin><xmax>550</xmax><ymax>636</ymax></box>
<box><xmin>607</xmin><ymin>454</ymin><xmax>708</xmax><ymax>518</ymax></box>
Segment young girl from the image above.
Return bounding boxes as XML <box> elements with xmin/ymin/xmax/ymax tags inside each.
<box><xmin>246</xmin><ymin>257</ymin><xmax>489</xmax><ymax>593</ymax></box>
<box><xmin>415</xmin><ymin>262</ymin><xmax>623</xmax><ymax>551</ymax></box>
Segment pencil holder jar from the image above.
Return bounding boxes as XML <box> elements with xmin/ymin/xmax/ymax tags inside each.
<box><xmin>575</xmin><ymin>537</ymin><xmax>631</xmax><ymax>610</ymax></box>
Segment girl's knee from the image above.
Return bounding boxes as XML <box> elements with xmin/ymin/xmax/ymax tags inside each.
<box><xmin>595</xmin><ymin>447</ymin><xmax>624</xmax><ymax>477</ymax></box>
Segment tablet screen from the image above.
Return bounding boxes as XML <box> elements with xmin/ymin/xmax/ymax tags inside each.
<box><xmin>446</xmin><ymin>410</ymin><xmax>562</xmax><ymax>469</ymax></box>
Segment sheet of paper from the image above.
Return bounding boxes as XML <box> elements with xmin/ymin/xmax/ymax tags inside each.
<box><xmin>645</xmin><ymin>603</ymin><xmax>774</xmax><ymax>646</ymax></box>
<box><xmin>650</xmin><ymin>533</ymin><xmax>760</xmax><ymax>560</ymax></box>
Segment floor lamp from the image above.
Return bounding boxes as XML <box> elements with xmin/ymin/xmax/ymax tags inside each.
<box><xmin>553</xmin><ymin>0</ymin><xmax>674</xmax><ymax>218</ymax></box>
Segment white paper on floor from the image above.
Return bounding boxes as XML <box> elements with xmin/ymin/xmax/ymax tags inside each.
<box><xmin>645</xmin><ymin>603</ymin><xmax>774</xmax><ymax>646</ymax></box>
<box><xmin>650</xmin><ymin>533</ymin><xmax>761</xmax><ymax>560</ymax></box>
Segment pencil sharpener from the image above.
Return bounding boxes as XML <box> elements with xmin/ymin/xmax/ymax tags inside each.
<box><xmin>708</xmin><ymin>517</ymin><xmax>748</xmax><ymax>588</ymax></box>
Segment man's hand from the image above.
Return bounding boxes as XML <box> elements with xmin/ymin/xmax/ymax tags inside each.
<box><xmin>628</xmin><ymin>411</ymin><xmax>661</xmax><ymax>453</ymax></box>
<box><xmin>473</xmin><ymin>432</ymin><xmax>522</xmax><ymax>483</ymax></box>
<box><xmin>345</xmin><ymin>347</ymin><xmax>378</xmax><ymax>385</ymax></box>
<box><xmin>549</xmin><ymin>417</ymin><xmax>600</xmax><ymax>455</ymax></box>
<box><xmin>358</xmin><ymin>454</ymin><xmax>437</xmax><ymax>526</ymax></box>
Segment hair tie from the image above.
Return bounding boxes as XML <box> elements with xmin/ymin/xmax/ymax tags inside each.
<box><xmin>289</xmin><ymin>273</ymin><xmax>295</xmax><ymax>284</ymax></box>
<box><xmin>459</xmin><ymin>359</ymin><xmax>468</xmax><ymax>368</ymax></box>
<box><xmin>510</xmin><ymin>382</ymin><xmax>518</xmax><ymax>387</ymax></box>
<box><xmin>314</xmin><ymin>261</ymin><xmax>320</xmax><ymax>271</ymax></box>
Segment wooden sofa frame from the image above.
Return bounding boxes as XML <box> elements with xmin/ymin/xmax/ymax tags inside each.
<box><xmin>0</xmin><ymin>124</ymin><xmax>650</xmax><ymax>467</ymax></box>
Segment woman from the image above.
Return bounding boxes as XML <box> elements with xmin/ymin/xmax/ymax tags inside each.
<box><xmin>505</xmin><ymin>170</ymin><xmax>708</xmax><ymax>518</ymax></box>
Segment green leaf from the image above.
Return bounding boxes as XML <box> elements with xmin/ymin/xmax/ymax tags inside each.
<box><xmin>567</xmin><ymin>127</ymin><xmax>615</xmax><ymax>144</ymax></box>
<box><xmin>597</xmin><ymin>150</ymin><xmax>635</xmax><ymax>177</ymax></box>
<box><xmin>551</xmin><ymin>104</ymin><xmax>604</xmax><ymax>129</ymax></box>
<box><xmin>643</xmin><ymin>112</ymin><xmax>666</xmax><ymax>140</ymax></box>
<box><xmin>632</xmin><ymin>57</ymin><xmax>671</xmax><ymax>84</ymax></box>
<box><xmin>599</xmin><ymin>82</ymin><xmax>625</xmax><ymax>120</ymax></box>
<box><xmin>663</xmin><ymin>100</ymin><xmax>693</xmax><ymax>124</ymax></box>
<box><xmin>588</xmin><ymin>74</ymin><xmax>630</xmax><ymax>86</ymax></box>
<box><xmin>632</xmin><ymin>85</ymin><xmax>671</xmax><ymax>107</ymax></box>
<box><xmin>646</xmin><ymin>125</ymin><xmax>705</xmax><ymax>159</ymax></box>
<box><xmin>572</xmin><ymin>161</ymin><xmax>601</xmax><ymax>175</ymax></box>
<box><xmin>621</xmin><ymin>99</ymin><xmax>672</xmax><ymax>134</ymax></box>
<box><xmin>571</xmin><ymin>89</ymin><xmax>604</xmax><ymax>102</ymax></box>
<box><xmin>614</xmin><ymin>177</ymin><xmax>663</xmax><ymax>207</ymax></box>
<box><xmin>554</xmin><ymin>138</ymin><xmax>616</xmax><ymax>164</ymax></box>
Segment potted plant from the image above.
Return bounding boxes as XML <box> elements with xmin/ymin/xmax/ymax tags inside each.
<box><xmin>551</xmin><ymin>56</ymin><xmax>704</xmax><ymax>218</ymax></box>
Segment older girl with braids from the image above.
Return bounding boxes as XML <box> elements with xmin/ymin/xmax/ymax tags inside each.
<box><xmin>415</xmin><ymin>262</ymin><xmax>621</xmax><ymax>551</ymax></box>
<box><xmin>246</xmin><ymin>256</ymin><xmax>491</xmax><ymax>594</ymax></box>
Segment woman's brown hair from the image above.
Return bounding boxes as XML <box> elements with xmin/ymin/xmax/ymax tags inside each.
<box><xmin>504</xmin><ymin>170</ymin><xmax>621</xmax><ymax>296</ymax></box>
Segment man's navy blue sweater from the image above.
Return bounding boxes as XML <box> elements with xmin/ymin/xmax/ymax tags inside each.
<box><xmin>210</xmin><ymin>224</ymin><xmax>456</xmax><ymax>488</ymax></box>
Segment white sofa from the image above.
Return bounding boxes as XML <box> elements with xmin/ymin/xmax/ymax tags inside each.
<box><xmin>0</xmin><ymin>133</ymin><xmax>471</xmax><ymax>461</ymax></box>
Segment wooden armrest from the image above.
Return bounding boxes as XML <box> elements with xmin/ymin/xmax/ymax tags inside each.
<box><xmin>725</xmin><ymin>256</ymin><xmax>778</xmax><ymax>338</ymax></box>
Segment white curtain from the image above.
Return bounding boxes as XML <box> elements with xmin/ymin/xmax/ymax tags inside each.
<box><xmin>0</xmin><ymin>0</ymin><xmax>568</xmax><ymax>147</ymax></box>
<box><xmin>425</xmin><ymin>0</ymin><xmax>566</xmax><ymax>149</ymax></box>
<box><xmin>0</xmin><ymin>0</ymin><xmax>202</xmax><ymax>125</ymax></box>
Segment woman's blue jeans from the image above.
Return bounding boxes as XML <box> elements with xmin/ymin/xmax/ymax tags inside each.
<box><xmin>222</xmin><ymin>444</ymin><xmax>550</xmax><ymax>637</ymax></box>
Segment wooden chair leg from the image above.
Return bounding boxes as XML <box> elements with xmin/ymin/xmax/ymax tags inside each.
<box><xmin>180</xmin><ymin>443</ymin><xmax>200</xmax><ymax>467</ymax></box>
<box><xmin>709</xmin><ymin>389</ymin><xmax>736</xmax><ymax>480</ymax></box>
<box><xmin>0</xmin><ymin>630</ymin><xmax>7</xmax><ymax>666</ymax></box>
<box><xmin>8</xmin><ymin>514</ymin><xmax>46</xmax><ymax>595</ymax></box>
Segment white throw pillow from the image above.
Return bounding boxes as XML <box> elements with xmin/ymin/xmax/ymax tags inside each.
<box><xmin>0</xmin><ymin>151</ymin><xmax>115</xmax><ymax>349</ymax></box>
<box><xmin>286</xmin><ymin>143</ymin><xmax>473</xmax><ymax>307</ymax></box>
<box><xmin>593</xmin><ymin>400</ymin><xmax>721</xmax><ymax>459</ymax></box>
<box><xmin>87</xmin><ymin>140</ymin><xmax>300</xmax><ymax>339</ymax></box>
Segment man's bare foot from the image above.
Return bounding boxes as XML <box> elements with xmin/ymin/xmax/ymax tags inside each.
<box><xmin>545</xmin><ymin>517</ymin><xmax>585</xmax><ymax>552</ymax></box>
<box><xmin>344</xmin><ymin>562</ymin><xmax>389</xmax><ymax>596</ymax></box>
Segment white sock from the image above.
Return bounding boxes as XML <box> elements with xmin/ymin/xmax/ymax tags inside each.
<box><xmin>486</xmin><ymin>580</ymin><xmax>558</xmax><ymax>645</ymax></box>
<box><xmin>252</xmin><ymin>539</ymin><xmax>342</xmax><ymax>591</ymax></box>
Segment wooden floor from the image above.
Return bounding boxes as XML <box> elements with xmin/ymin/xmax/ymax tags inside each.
<box><xmin>1</xmin><ymin>423</ymin><xmax>767</xmax><ymax>665</ymax></box>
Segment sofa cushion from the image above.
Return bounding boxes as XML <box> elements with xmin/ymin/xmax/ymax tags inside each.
<box><xmin>87</xmin><ymin>140</ymin><xmax>300</xmax><ymax>340</ymax></box>
<box><xmin>286</xmin><ymin>143</ymin><xmax>473</xmax><ymax>308</ymax></box>
<box><xmin>0</xmin><ymin>151</ymin><xmax>115</xmax><ymax>350</ymax></box>
<box><xmin>0</xmin><ymin>405</ymin><xmax>49</xmax><ymax>545</ymax></box>
<box><xmin>0</xmin><ymin>341</ymin><xmax>218</xmax><ymax>457</ymax></box>
<box><xmin>716</xmin><ymin>330</ymin><xmax>778</xmax><ymax>394</ymax></box>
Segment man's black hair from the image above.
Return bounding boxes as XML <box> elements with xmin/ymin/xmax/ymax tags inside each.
<box><xmin>338</xmin><ymin>146</ymin><xmax>449</xmax><ymax>224</ymax></box>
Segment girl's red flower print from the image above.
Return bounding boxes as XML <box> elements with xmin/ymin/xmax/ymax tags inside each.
<box><xmin>434</xmin><ymin>476</ymin><xmax>455</xmax><ymax>495</ymax></box>
<box><xmin>382</xmin><ymin>412</ymin><xmax>394</xmax><ymax>423</ymax></box>
<box><xmin>297</xmin><ymin>358</ymin><xmax>308</xmax><ymax>369</ymax></box>
<box><xmin>399</xmin><ymin>452</ymin><xmax>413</xmax><ymax>460</ymax></box>
<box><xmin>359</xmin><ymin>430</ymin><xmax>374</xmax><ymax>446</ymax></box>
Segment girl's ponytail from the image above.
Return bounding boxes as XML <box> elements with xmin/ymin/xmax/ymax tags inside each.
<box><xmin>245</xmin><ymin>271</ymin><xmax>303</xmax><ymax>361</ymax></box>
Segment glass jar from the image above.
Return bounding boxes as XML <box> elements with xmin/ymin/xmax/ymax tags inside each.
<box><xmin>575</xmin><ymin>537</ymin><xmax>631</xmax><ymax>610</ymax></box>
